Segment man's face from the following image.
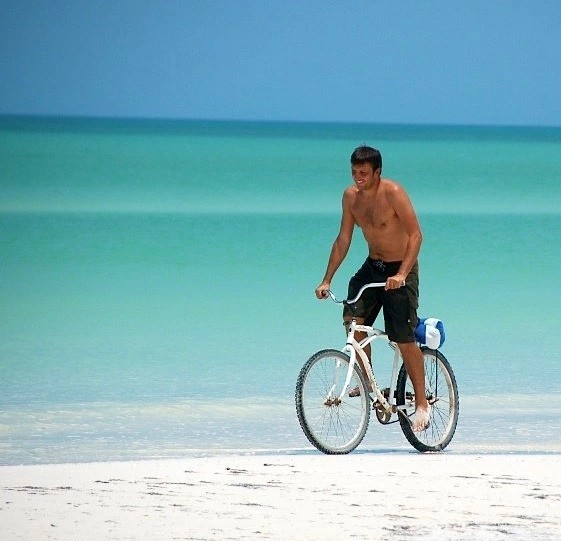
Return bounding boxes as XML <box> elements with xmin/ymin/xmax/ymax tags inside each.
<box><xmin>351</xmin><ymin>163</ymin><xmax>379</xmax><ymax>191</ymax></box>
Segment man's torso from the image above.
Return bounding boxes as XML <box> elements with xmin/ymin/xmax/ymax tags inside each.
<box><xmin>347</xmin><ymin>178</ymin><xmax>409</xmax><ymax>261</ymax></box>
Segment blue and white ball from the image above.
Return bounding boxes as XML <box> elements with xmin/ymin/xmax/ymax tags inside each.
<box><xmin>415</xmin><ymin>317</ymin><xmax>445</xmax><ymax>349</ymax></box>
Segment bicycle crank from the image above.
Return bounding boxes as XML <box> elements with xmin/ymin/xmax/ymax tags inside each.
<box><xmin>374</xmin><ymin>401</ymin><xmax>393</xmax><ymax>424</ymax></box>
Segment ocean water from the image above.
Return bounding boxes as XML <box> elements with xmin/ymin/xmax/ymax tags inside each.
<box><xmin>1</xmin><ymin>116</ymin><xmax>561</xmax><ymax>465</ymax></box>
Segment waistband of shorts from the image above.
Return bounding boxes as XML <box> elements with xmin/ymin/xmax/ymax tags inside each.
<box><xmin>368</xmin><ymin>258</ymin><xmax>402</xmax><ymax>274</ymax></box>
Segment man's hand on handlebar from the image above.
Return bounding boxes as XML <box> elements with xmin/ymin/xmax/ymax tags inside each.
<box><xmin>315</xmin><ymin>282</ymin><xmax>331</xmax><ymax>299</ymax></box>
<box><xmin>385</xmin><ymin>274</ymin><xmax>406</xmax><ymax>290</ymax></box>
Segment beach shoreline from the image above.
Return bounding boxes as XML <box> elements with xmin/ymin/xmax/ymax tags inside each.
<box><xmin>2</xmin><ymin>453</ymin><xmax>560</xmax><ymax>540</ymax></box>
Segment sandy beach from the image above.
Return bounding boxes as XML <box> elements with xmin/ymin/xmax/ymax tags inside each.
<box><xmin>1</xmin><ymin>453</ymin><xmax>560</xmax><ymax>540</ymax></box>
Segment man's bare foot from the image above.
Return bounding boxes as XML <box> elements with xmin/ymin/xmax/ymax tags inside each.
<box><xmin>409</xmin><ymin>404</ymin><xmax>431</xmax><ymax>432</ymax></box>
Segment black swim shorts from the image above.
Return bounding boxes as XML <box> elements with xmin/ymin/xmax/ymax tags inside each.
<box><xmin>342</xmin><ymin>258</ymin><xmax>419</xmax><ymax>343</ymax></box>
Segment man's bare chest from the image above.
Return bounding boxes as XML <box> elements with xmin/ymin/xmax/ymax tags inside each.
<box><xmin>351</xmin><ymin>198</ymin><xmax>396</xmax><ymax>229</ymax></box>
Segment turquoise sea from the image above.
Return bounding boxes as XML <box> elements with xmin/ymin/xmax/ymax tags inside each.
<box><xmin>1</xmin><ymin>116</ymin><xmax>561</xmax><ymax>465</ymax></box>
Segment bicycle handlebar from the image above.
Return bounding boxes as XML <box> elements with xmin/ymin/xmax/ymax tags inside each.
<box><xmin>326</xmin><ymin>282</ymin><xmax>387</xmax><ymax>304</ymax></box>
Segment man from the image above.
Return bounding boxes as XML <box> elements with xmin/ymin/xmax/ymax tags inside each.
<box><xmin>314</xmin><ymin>145</ymin><xmax>430</xmax><ymax>432</ymax></box>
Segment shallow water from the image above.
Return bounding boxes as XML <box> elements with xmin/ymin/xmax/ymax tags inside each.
<box><xmin>1</xmin><ymin>117</ymin><xmax>560</xmax><ymax>464</ymax></box>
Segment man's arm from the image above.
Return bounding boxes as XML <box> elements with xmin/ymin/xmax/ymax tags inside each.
<box><xmin>315</xmin><ymin>190</ymin><xmax>355</xmax><ymax>298</ymax></box>
<box><xmin>387</xmin><ymin>184</ymin><xmax>422</xmax><ymax>288</ymax></box>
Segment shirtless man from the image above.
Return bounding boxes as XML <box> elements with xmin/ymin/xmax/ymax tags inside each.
<box><xmin>315</xmin><ymin>145</ymin><xmax>430</xmax><ymax>432</ymax></box>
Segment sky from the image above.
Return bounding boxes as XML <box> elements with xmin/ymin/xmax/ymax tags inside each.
<box><xmin>1</xmin><ymin>0</ymin><xmax>561</xmax><ymax>126</ymax></box>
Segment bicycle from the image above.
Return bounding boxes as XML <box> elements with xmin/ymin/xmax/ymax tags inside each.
<box><xmin>295</xmin><ymin>282</ymin><xmax>459</xmax><ymax>454</ymax></box>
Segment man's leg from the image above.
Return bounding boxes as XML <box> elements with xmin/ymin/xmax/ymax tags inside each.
<box><xmin>397</xmin><ymin>341</ymin><xmax>430</xmax><ymax>431</ymax></box>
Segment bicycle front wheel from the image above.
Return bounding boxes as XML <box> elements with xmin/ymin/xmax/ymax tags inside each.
<box><xmin>396</xmin><ymin>347</ymin><xmax>459</xmax><ymax>452</ymax></box>
<box><xmin>295</xmin><ymin>349</ymin><xmax>371</xmax><ymax>454</ymax></box>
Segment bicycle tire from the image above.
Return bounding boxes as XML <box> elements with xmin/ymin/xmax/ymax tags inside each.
<box><xmin>396</xmin><ymin>347</ymin><xmax>459</xmax><ymax>452</ymax></box>
<box><xmin>295</xmin><ymin>349</ymin><xmax>371</xmax><ymax>454</ymax></box>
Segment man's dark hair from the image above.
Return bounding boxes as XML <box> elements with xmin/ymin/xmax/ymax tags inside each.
<box><xmin>350</xmin><ymin>146</ymin><xmax>382</xmax><ymax>171</ymax></box>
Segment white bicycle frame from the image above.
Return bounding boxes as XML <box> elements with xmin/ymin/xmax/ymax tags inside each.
<box><xmin>328</xmin><ymin>282</ymin><xmax>410</xmax><ymax>416</ymax></box>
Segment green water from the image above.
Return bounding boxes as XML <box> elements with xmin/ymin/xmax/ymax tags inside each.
<box><xmin>1</xmin><ymin>116</ymin><xmax>560</xmax><ymax>464</ymax></box>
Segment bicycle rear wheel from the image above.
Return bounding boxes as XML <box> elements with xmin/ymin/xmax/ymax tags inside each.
<box><xmin>295</xmin><ymin>349</ymin><xmax>371</xmax><ymax>454</ymax></box>
<box><xmin>396</xmin><ymin>347</ymin><xmax>459</xmax><ymax>452</ymax></box>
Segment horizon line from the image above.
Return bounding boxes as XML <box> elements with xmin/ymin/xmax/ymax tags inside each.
<box><xmin>1</xmin><ymin>113</ymin><xmax>561</xmax><ymax>131</ymax></box>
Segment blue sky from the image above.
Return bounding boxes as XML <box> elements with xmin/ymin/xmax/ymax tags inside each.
<box><xmin>1</xmin><ymin>0</ymin><xmax>560</xmax><ymax>126</ymax></box>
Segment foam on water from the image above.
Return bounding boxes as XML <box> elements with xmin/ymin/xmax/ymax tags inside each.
<box><xmin>2</xmin><ymin>393</ymin><xmax>560</xmax><ymax>465</ymax></box>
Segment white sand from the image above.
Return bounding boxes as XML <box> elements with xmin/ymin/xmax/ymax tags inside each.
<box><xmin>1</xmin><ymin>453</ymin><xmax>560</xmax><ymax>540</ymax></box>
